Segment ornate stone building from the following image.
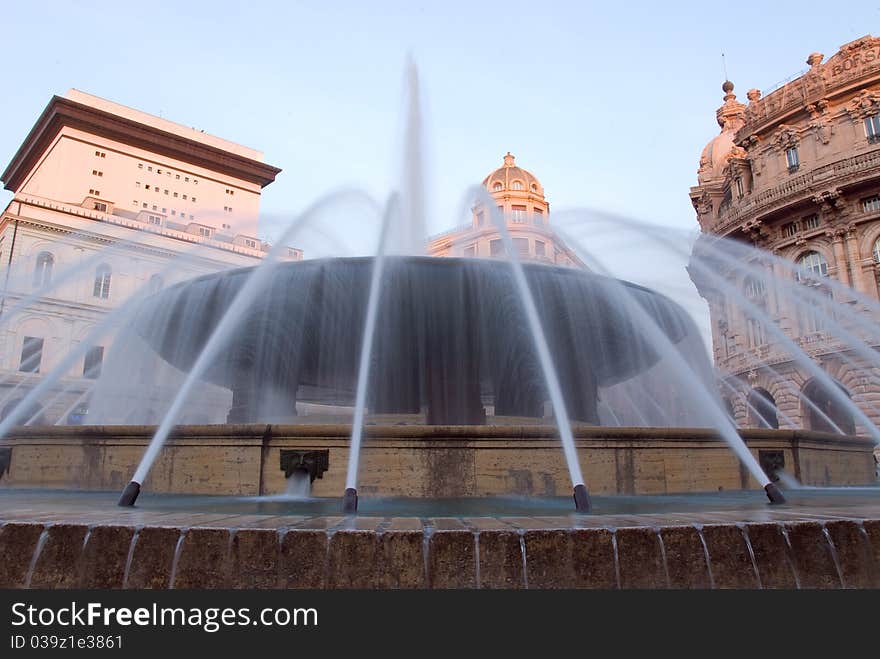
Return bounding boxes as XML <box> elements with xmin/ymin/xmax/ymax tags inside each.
<box><xmin>0</xmin><ymin>90</ymin><xmax>296</xmax><ymax>424</ymax></box>
<box><xmin>689</xmin><ymin>35</ymin><xmax>880</xmax><ymax>435</ymax></box>
<box><xmin>428</xmin><ymin>152</ymin><xmax>583</xmax><ymax>267</ymax></box>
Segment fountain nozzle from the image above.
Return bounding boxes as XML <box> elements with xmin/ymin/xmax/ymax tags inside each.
<box><xmin>343</xmin><ymin>487</ymin><xmax>358</xmax><ymax>513</ymax></box>
<box><xmin>764</xmin><ymin>482</ymin><xmax>786</xmax><ymax>505</ymax></box>
<box><xmin>118</xmin><ymin>481</ymin><xmax>141</xmax><ymax>507</ymax></box>
<box><xmin>573</xmin><ymin>484</ymin><xmax>591</xmax><ymax>512</ymax></box>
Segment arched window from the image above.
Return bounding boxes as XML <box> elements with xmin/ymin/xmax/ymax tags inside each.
<box><xmin>492</xmin><ymin>182</ymin><xmax>503</xmax><ymax>192</ymax></box>
<box><xmin>93</xmin><ymin>264</ymin><xmax>112</xmax><ymax>299</ymax></box>
<box><xmin>802</xmin><ymin>378</ymin><xmax>855</xmax><ymax>435</ymax></box>
<box><xmin>511</xmin><ymin>180</ymin><xmax>524</xmax><ymax>191</ymax></box>
<box><xmin>148</xmin><ymin>274</ymin><xmax>164</xmax><ymax>294</ymax></box>
<box><xmin>33</xmin><ymin>252</ymin><xmax>54</xmax><ymax>288</ymax></box>
<box><xmin>530</xmin><ymin>183</ymin><xmax>538</xmax><ymax>192</ymax></box>
<box><xmin>795</xmin><ymin>251</ymin><xmax>832</xmax><ymax>334</ymax></box>
<box><xmin>795</xmin><ymin>251</ymin><xmax>828</xmax><ymax>280</ymax></box>
<box><xmin>748</xmin><ymin>387</ymin><xmax>779</xmax><ymax>429</ymax></box>
<box><xmin>872</xmin><ymin>237</ymin><xmax>880</xmax><ymax>264</ymax></box>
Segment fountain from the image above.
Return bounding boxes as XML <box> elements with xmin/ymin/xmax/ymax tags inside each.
<box><xmin>1</xmin><ymin>63</ymin><xmax>879</xmax><ymax>589</ymax></box>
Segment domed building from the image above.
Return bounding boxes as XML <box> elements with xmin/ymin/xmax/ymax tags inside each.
<box><xmin>688</xmin><ymin>35</ymin><xmax>880</xmax><ymax>439</ymax></box>
<box><xmin>428</xmin><ymin>152</ymin><xmax>583</xmax><ymax>267</ymax></box>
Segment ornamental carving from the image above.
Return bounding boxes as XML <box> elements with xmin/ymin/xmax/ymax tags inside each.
<box><xmin>806</xmin><ymin>100</ymin><xmax>833</xmax><ymax>144</ymax></box>
<box><xmin>771</xmin><ymin>124</ymin><xmax>799</xmax><ymax>150</ymax></box>
<box><xmin>846</xmin><ymin>90</ymin><xmax>880</xmax><ymax>119</ymax></box>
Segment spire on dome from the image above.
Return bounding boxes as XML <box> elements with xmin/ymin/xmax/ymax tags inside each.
<box><xmin>503</xmin><ymin>152</ymin><xmax>515</xmax><ymax>167</ymax></box>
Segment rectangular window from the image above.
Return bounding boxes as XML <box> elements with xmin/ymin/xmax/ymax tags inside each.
<box><xmin>865</xmin><ymin>115</ymin><xmax>880</xmax><ymax>143</ymax></box>
<box><xmin>164</xmin><ymin>189</ymin><xmax>169</xmax><ymax>195</ymax></box>
<box><xmin>152</xmin><ymin>205</ymin><xmax>157</xmax><ymax>211</ymax></box>
<box><xmin>863</xmin><ymin>196</ymin><xmax>880</xmax><ymax>213</ymax></box>
<box><xmin>192</xmin><ymin>197</ymin><xmax>196</xmax><ymax>202</ymax></box>
<box><xmin>94</xmin><ymin>202</ymin><xmax>107</xmax><ymax>212</ymax></box>
<box><xmin>83</xmin><ymin>346</ymin><xmax>104</xmax><ymax>379</ymax></box>
<box><xmin>138</xmin><ymin>163</ymin><xmax>143</xmax><ymax>169</ymax></box>
<box><xmin>184</xmin><ymin>177</ymin><xmax>189</xmax><ymax>182</ymax></box>
<box><xmin>785</xmin><ymin>147</ymin><xmax>799</xmax><ymax>173</ymax></box>
<box><xmin>245</xmin><ymin>239</ymin><xmax>257</xmax><ymax>248</ymax></box>
<box><xmin>533</xmin><ymin>209</ymin><xmax>543</xmax><ymax>224</ymax></box>
<box><xmin>490</xmin><ymin>239</ymin><xmax>503</xmax><ymax>256</ymax></box>
<box><xmin>782</xmin><ymin>221</ymin><xmax>799</xmax><ymax>237</ymax></box>
<box><xmin>512</xmin><ymin>237</ymin><xmax>529</xmax><ymax>256</ymax></box>
<box><xmin>463</xmin><ymin>245</ymin><xmax>476</xmax><ymax>257</ymax></box>
<box><xmin>136</xmin><ymin>182</ymin><xmax>141</xmax><ymax>188</ymax></box>
<box><xmin>147</xmin><ymin>166</ymin><xmax>153</xmax><ymax>172</ymax></box>
<box><xmin>535</xmin><ymin>240</ymin><xmax>545</xmax><ymax>257</ymax></box>
<box><xmin>145</xmin><ymin>185</ymin><xmax>150</xmax><ymax>190</ymax></box>
<box><xmin>475</xmin><ymin>211</ymin><xmax>484</xmax><ymax>226</ymax></box>
<box><xmin>173</xmin><ymin>192</ymin><xmax>178</xmax><ymax>198</ymax></box>
<box><xmin>19</xmin><ymin>337</ymin><xmax>43</xmax><ymax>373</ymax></box>
<box><xmin>193</xmin><ymin>179</ymin><xmax>198</xmax><ymax>185</ymax></box>
<box><xmin>735</xmin><ymin>177</ymin><xmax>744</xmax><ymax>197</ymax></box>
<box><xmin>803</xmin><ymin>214</ymin><xmax>820</xmax><ymax>230</ymax></box>
<box><xmin>183</xmin><ymin>195</ymin><xmax>188</xmax><ymax>200</ymax></box>
<box><xmin>176</xmin><ymin>174</ymin><xmax>180</xmax><ymax>179</ymax></box>
<box><xmin>511</xmin><ymin>205</ymin><xmax>528</xmax><ymax>223</ymax></box>
<box><xmin>199</xmin><ymin>227</ymin><xmax>212</xmax><ymax>237</ymax></box>
<box><xmin>142</xmin><ymin>203</ymin><xmax>147</xmax><ymax>208</ymax></box>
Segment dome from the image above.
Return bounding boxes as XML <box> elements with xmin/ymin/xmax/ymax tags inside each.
<box><xmin>482</xmin><ymin>152</ymin><xmax>544</xmax><ymax>196</ymax></box>
<box><xmin>697</xmin><ymin>81</ymin><xmax>747</xmax><ymax>184</ymax></box>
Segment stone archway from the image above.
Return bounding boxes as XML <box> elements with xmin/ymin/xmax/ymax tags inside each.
<box><xmin>802</xmin><ymin>378</ymin><xmax>856</xmax><ymax>435</ymax></box>
<box><xmin>748</xmin><ymin>387</ymin><xmax>779</xmax><ymax>429</ymax></box>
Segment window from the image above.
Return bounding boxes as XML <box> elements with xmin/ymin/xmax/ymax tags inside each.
<box><xmin>33</xmin><ymin>252</ymin><xmax>54</xmax><ymax>288</ymax></box>
<box><xmin>511</xmin><ymin>205</ymin><xmax>527</xmax><ymax>223</ymax></box>
<box><xmin>164</xmin><ymin>189</ymin><xmax>169</xmax><ymax>195</ymax></box>
<box><xmin>194</xmin><ymin>179</ymin><xmax>198</xmax><ymax>185</ymax></box>
<box><xmin>93</xmin><ymin>264</ymin><xmax>112</xmax><ymax>299</ymax></box>
<box><xmin>782</xmin><ymin>221</ymin><xmax>799</xmax><ymax>237</ymax></box>
<box><xmin>874</xmin><ymin>238</ymin><xmax>880</xmax><ymax>264</ymax></box>
<box><xmin>183</xmin><ymin>195</ymin><xmax>188</xmax><ymax>200</ymax></box>
<box><xmin>463</xmin><ymin>245</ymin><xmax>476</xmax><ymax>257</ymax></box>
<box><xmin>147</xmin><ymin>166</ymin><xmax>153</xmax><ymax>172</ymax></box>
<box><xmin>512</xmin><ymin>237</ymin><xmax>529</xmax><ymax>256</ymax></box>
<box><xmin>796</xmin><ymin>251</ymin><xmax>828</xmax><ymax>280</ymax></box>
<box><xmin>490</xmin><ymin>239</ymin><xmax>503</xmax><ymax>256</ymax></box>
<box><xmin>92</xmin><ymin>169</ymin><xmax>103</xmax><ymax>176</ymax></box>
<box><xmin>138</xmin><ymin>163</ymin><xmax>143</xmax><ymax>169</ymax></box>
<box><xmin>184</xmin><ymin>177</ymin><xmax>189</xmax><ymax>182</ymax></box>
<box><xmin>222</xmin><ymin>223</ymin><xmax>230</xmax><ymax>230</ymax></box>
<box><xmin>863</xmin><ymin>196</ymin><xmax>880</xmax><ymax>214</ymax></box>
<box><xmin>152</xmin><ymin>205</ymin><xmax>157</xmax><ymax>211</ymax></box>
<box><xmin>136</xmin><ymin>182</ymin><xmax>141</xmax><ymax>188</ymax></box>
<box><xmin>148</xmin><ymin>215</ymin><xmax>162</xmax><ymax>225</ymax></box>
<box><xmin>535</xmin><ymin>240</ymin><xmax>545</xmax><ymax>257</ymax></box>
<box><xmin>530</xmin><ymin>184</ymin><xmax>538</xmax><ymax>192</ymax></box>
<box><xmin>192</xmin><ymin>197</ymin><xmax>196</xmax><ymax>203</ymax></box>
<box><xmin>82</xmin><ymin>346</ymin><xmax>104</xmax><ymax>379</ymax></box>
<box><xmin>533</xmin><ymin>208</ymin><xmax>543</xmax><ymax>225</ymax></box>
<box><xmin>198</xmin><ymin>227</ymin><xmax>212</xmax><ymax>237</ymax></box>
<box><xmin>157</xmin><ymin>169</ymin><xmax>162</xmax><ymax>175</ymax></box>
<box><xmin>176</xmin><ymin>174</ymin><xmax>180</xmax><ymax>180</ymax></box>
<box><xmin>785</xmin><ymin>147</ymin><xmax>799</xmax><ymax>173</ymax></box>
<box><xmin>493</xmin><ymin>182</ymin><xmax>503</xmax><ymax>192</ymax></box>
<box><xmin>744</xmin><ymin>277</ymin><xmax>767</xmax><ymax>347</ymax></box>
<box><xmin>497</xmin><ymin>205</ymin><xmax>504</xmax><ymax>217</ymax></box>
<box><xmin>145</xmin><ymin>185</ymin><xmax>150</xmax><ymax>190</ymax></box>
<box><xmin>19</xmin><ymin>337</ymin><xmax>43</xmax><ymax>373</ymax></box>
<box><xmin>865</xmin><ymin>115</ymin><xmax>880</xmax><ymax>143</ymax></box>
<box><xmin>511</xmin><ymin>180</ymin><xmax>524</xmax><ymax>191</ymax></box>
<box><xmin>803</xmin><ymin>214</ymin><xmax>820</xmax><ymax>230</ymax></box>
<box><xmin>475</xmin><ymin>211</ymin><xmax>484</xmax><ymax>226</ymax></box>
<box><xmin>735</xmin><ymin>177</ymin><xmax>744</xmax><ymax>197</ymax></box>
<box><xmin>173</xmin><ymin>192</ymin><xmax>178</xmax><ymax>198</ymax></box>
<box><xmin>142</xmin><ymin>203</ymin><xmax>147</xmax><ymax>208</ymax></box>
<box><xmin>245</xmin><ymin>238</ymin><xmax>257</xmax><ymax>248</ymax></box>
<box><xmin>148</xmin><ymin>274</ymin><xmax>164</xmax><ymax>294</ymax></box>
<box><xmin>94</xmin><ymin>202</ymin><xmax>107</xmax><ymax>212</ymax></box>
<box><xmin>189</xmin><ymin>215</ymin><xmax>194</xmax><ymax>220</ymax></box>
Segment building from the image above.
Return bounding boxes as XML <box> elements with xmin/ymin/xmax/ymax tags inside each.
<box><xmin>428</xmin><ymin>152</ymin><xmax>583</xmax><ymax>267</ymax></box>
<box><xmin>689</xmin><ymin>35</ymin><xmax>880</xmax><ymax>435</ymax></box>
<box><xmin>0</xmin><ymin>90</ymin><xmax>296</xmax><ymax>424</ymax></box>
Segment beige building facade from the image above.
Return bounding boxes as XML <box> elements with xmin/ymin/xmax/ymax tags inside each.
<box><xmin>428</xmin><ymin>152</ymin><xmax>583</xmax><ymax>267</ymax></box>
<box><xmin>0</xmin><ymin>90</ymin><xmax>295</xmax><ymax>424</ymax></box>
<box><xmin>689</xmin><ymin>35</ymin><xmax>880</xmax><ymax>436</ymax></box>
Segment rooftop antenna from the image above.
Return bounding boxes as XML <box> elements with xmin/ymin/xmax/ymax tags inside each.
<box><xmin>722</xmin><ymin>52</ymin><xmax>729</xmax><ymax>81</ymax></box>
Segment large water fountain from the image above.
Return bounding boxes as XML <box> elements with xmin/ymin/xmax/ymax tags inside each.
<box><xmin>1</xmin><ymin>64</ymin><xmax>879</xmax><ymax>589</ymax></box>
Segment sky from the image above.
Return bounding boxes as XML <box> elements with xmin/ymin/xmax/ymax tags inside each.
<box><xmin>0</xmin><ymin>0</ymin><xmax>873</xmax><ymax>249</ymax></box>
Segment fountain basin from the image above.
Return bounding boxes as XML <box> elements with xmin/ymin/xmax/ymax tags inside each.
<box><xmin>0</xmin><ymin>424</ymin><xmax>874</xmax><ymax>497</ymax></box>
<box><xmin>107</xmin><ymin>256</ymin><xmax>701</xmax><ymax>426</ymax></box>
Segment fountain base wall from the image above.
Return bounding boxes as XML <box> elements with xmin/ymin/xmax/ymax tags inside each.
<box><xmin>0</xmin><ymin>425</ymin><xmax>874</xmax><ymax>496</ymax></box>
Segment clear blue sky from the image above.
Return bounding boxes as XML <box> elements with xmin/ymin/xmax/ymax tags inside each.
<box><xmin>0</xmin><ymin>1</ymin><xmax>872</xmax><ymax>245</ymax></box>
